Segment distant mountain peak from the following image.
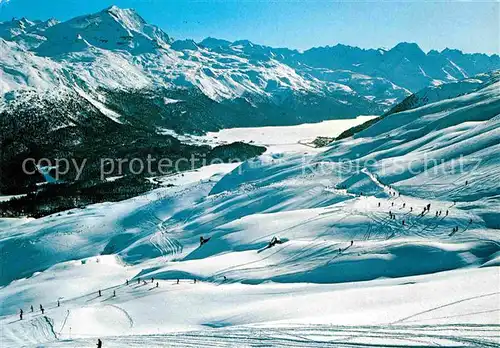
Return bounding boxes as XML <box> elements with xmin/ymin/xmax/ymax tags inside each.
<box><xmin>171</xmin><ymin>39</ymin><xmax>199</xmax><ymax>51</ymax></box>
<box><xmin>103</xmin><ymin>4</ymin><xmax>146</xmax><ymax>27</ymax></box>
<box><xmin>199</xmin><ymin>37</ymin><xmax>232</xmax><ymax>49</ymax></box>
<box><xmin>106</xmin><ymin>4</ymin><xmax>122</xmax><ymax>12</ymax></box>
<box><xmin>35</xmin><ymin>5</ymin><xmax>172</xmax><ymax>56</ymax></box>
<box><xmin>441</xmin><ymin>47</ymin><xmax>464</xmax><ymax>56</ymax></box>
<box><xmin>391</xmin><ymin>42</ymin><xmax>425</xmax><ymax>56</ymax></box>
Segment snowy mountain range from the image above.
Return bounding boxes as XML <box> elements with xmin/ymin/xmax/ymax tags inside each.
<box><xmin>1</xmin><ymin>5</ymin><xmax>499</xmax><ymax>118</ymax></box>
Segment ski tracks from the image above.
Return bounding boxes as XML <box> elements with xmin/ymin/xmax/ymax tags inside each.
<box><xmin>40</xmin><ymin>323</ymin><xmax>500</xmax><ymax>347</ymax></box>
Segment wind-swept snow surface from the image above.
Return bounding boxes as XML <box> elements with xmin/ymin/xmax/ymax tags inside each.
<box><xmin>1</xmin><ymin>75</ymin><xmax>499</xmax><ymax>346</ymax></box>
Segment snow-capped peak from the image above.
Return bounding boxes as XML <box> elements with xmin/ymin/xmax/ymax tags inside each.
<box><xmin>35</xmin><ymin>5</ymin><xmax>172</xmax><ymax>56</ymax></box>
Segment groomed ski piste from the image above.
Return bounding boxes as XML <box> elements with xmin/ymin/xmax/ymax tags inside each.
<box><xmin>1</xmin><ymin>74</ymin><xmax>499</xmax><ymax>347</ymax></box>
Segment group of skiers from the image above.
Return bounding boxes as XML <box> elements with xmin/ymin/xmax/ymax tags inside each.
<box><xmin>384</xmin><ymin>196</ymin><xmax>459</xmax><ymax>231</ymax></box>
<box><xmin>127</xmin><ymin>277</ymin><xmax>161</xmax><ymax>288</ymax></box>
<box><xmin>19</xmin><ymin>304</ymin><xmax>44</xmax><ymax>320</ymax></box>
<box><xmin>434</xmin><ymin>210</ymin><xmax>449</xmax><ymax>217</ymax></box>
<box><xmin>16</xmin><ymin>179</ymin><xmax>474</xmax><ymax>347</ymax></box>
<box><xmin>127</xmin><ymin>277</ymin><xmax>198</xmax><ymax>288</ymax></box>
<box><xmin>378</xmin><ymin>190</ymin><xmax>476</xmax><ymax>237</ymax></box>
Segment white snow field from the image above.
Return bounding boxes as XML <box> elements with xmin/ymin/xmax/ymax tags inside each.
<box><xmin>1</xmin><ymin>74</ymin><xmax>500</xmax><ymax>347</ymax></box>
<box><xmin>159</xmin><ymin>115</ymin><xmax>377</xmax><ymax>153</ymax></box>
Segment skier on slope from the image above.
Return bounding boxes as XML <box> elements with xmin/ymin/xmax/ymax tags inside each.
<box><xmin>19</xmin><ymin>309</ymin><xmax>23</xmax><ymax>320</ymax></box>
<box><xmin>30</xmin><ymin>305</ymin><xmax>33</xmax><ymax>313</ymax></box>
<box><xmin>96</xmin><ymin>338</ymin><xmax>102</xmax><ymax>348</ymax></box>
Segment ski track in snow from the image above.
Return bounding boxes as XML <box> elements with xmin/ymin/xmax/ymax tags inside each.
<box><xmin>30</xmin><ymin>324</ymin><xmax>500</xmax><ymax>347</ymax></box>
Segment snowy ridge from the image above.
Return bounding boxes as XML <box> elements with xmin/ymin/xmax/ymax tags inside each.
<box><xmin>387</xmin><ymin>70</ymin><xmax>500</xmax><ymax>115</ymax></box>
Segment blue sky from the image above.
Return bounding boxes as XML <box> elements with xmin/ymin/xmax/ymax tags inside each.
<box><xmin>0</xmin><ymin>0</ymin><xmax>498</xmax><ymax>54</ymax></box>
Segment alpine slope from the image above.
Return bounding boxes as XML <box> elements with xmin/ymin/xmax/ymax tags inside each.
<box><xmin>0</xmin><ymin>73</ymin><xmax>499</xmax><ymax>346</ymax></box>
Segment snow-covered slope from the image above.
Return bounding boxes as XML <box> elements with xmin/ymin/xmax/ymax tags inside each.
<box><xmin>0</xmin><ymin>73</ymin><xmax>499</xmax><ymax>346</ymax></box>
<box><xmin>386</xmin><ymin>71</ymin><xmax>499</xmax><ymax>115</ymax></box>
